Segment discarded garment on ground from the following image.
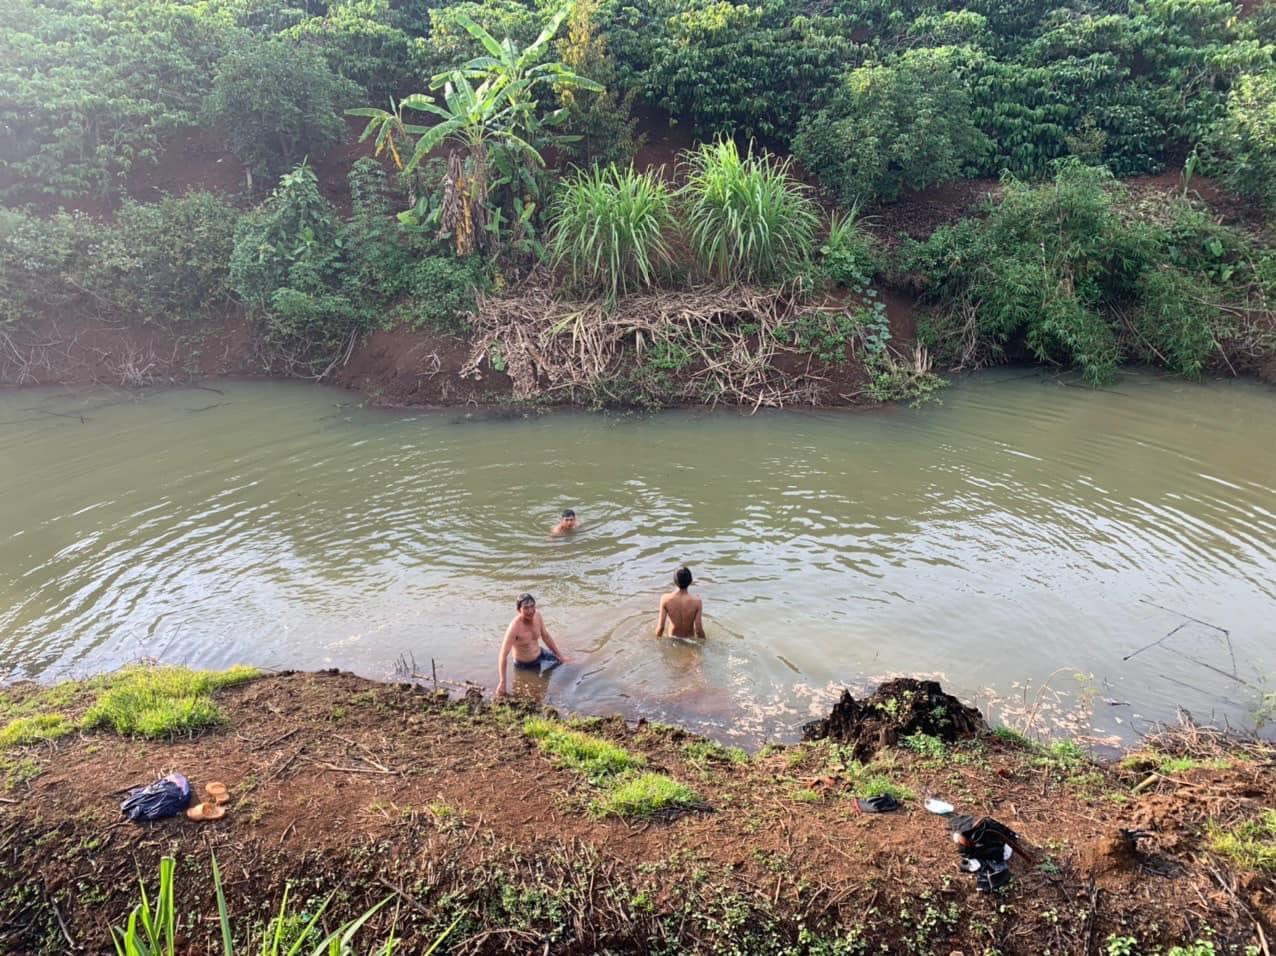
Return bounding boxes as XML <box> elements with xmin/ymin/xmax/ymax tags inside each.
<box><xmin>120</xmin><ymin>772</ymin><xmax>191</xmax><ymax>822</ymax></box>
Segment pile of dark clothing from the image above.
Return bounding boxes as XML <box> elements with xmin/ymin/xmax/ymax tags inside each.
<box><xmin>948</xmin><ymin>814</ymin><xmax>1025</xmax><ymax>892</ymax></box>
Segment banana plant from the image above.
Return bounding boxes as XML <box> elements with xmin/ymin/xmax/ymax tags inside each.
<box><xmin>349</xmin><ymin>0</ymin><xmax>601</xmax><ymax>258</ymax></box>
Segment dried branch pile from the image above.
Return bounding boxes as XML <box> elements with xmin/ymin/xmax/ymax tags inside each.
<box><xmin>461</xmin><ymin>282</ymin><xmax>853</xmax><ymax>409</ymax></box>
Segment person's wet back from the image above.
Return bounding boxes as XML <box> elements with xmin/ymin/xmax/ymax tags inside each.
<box><xmin>496</xmin><ymin>593</ymin><xmax>572</xmax><ymax>696</ymax></box>
<box><xmin>656</xmin><ymin>566</ymin><xmax>706</xmax><ymax>639</ymax></box>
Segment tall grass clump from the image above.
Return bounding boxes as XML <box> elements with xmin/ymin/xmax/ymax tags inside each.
<box><xmin>548</xmin><ymin>164</ymin><xmax>676</xmax><ymax>298</ymax></box>
<box><xmin>83</xmin><ymin>664</ymin><xmax>260</xmax><ymax>739</ymax></box>
<box><xmin>680</xmin><ymin>139</ymin><xmax>819</xmax><ymax>283</ymax></box>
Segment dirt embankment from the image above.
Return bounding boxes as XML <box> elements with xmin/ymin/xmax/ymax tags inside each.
<box><xmin>2</xmin><ymin>671</ymin><xmax>1272</xmax><ymax>954</ymax></box>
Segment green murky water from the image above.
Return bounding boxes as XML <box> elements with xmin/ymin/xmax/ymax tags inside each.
<box><xmin>2</xmin><ymin>370</ymin><xmax>1273</xmax><ymax>745</ymax></box>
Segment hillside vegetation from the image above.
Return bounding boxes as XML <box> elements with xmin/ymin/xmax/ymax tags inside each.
<box><xmin>2</xmin><ymin>0</ymin><xmax>1275</xmax><ymax>401</ymax></box>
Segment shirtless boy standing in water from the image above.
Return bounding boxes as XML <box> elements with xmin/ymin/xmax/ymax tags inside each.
<box><xmin>656</xmin><ymin>566</ymin><xmax>706</xmax><ymax>638</ymax></box>
<box><xmin>496</xmin><ymin>594</ymin><xmax>571</xmax><ymax>696</ymax></box>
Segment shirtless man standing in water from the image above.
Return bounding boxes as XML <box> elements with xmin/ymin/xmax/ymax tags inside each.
<box><xmin>656</xmin><ymin>566</ymin><xmax>706</xmax><ymax>638</ymax></box>
<box><xmin>496</xmin><ymin>594</ymin><xmax>571</xmax><ymax>696</ymax></box>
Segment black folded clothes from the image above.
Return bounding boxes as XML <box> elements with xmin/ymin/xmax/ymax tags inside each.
<box><xmin>949</xmin><ymin>814</ymin><xmax>1019</xmax><ymax>892</ymax></box>
<box><xmin>120</xmin><ymin>772</ymin><xmax>192</xmax><ymax>823</ymax></box>
<box><xmin>855</xmin><ymin>794</ymin><xmax>903</xmax><ymax>813</ymax></box>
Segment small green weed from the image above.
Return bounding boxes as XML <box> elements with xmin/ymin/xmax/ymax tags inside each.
<box><xmin>523</xmin><ymin>717</ymin><xmax>644</xmax><ymax>783</ymax></box>
<box><xmin>1157</xmin><ymin>756</ymin><xmax>1231</xmax><ymax>775</ymax></box>
<box><xmin>1105</xmin><ymin>933</ymin><xmax>1137</xmax><ymax>956</ymax></box>
<box><xmin>791</xmin><ymin>788</ymin><xmax>822</xmax><ymax>803</ymax></box>
<box><xmin>3</xmin><ymin>755</ymin><xmax>42</xmax><ymax>789</ymax></box>
<box><xmin>681</xmin><ymin>740</ymin><xmax>748</xmax><ymax>766</ymax></box>
<box><xmin>1032</xmin><ymin>739</ymin><xmax>1088</xmax><ymax>772</ymax></box>
<box><xmin>845</xmin><ymin>764</ymin><xmax>916</xmax><ymax>802</ymax></box>
<box><xmin>592</xmin><ymin>772</ymin><xmax>701</xmax><ymax>818</ymax></box>
<box><xmin>993</xmin><ymin>725</ymin><xmax>1036</xmax><ymax>749</ymax></box>
<box><xmin>1207</xmin><ymin>809</ymin><xmax>1276</xmax><ymax>872</ymax></box>
<box><xmin>901</xmin><ymin>733</ymin><xmax>946</xmax><ymax>760</ymax></box>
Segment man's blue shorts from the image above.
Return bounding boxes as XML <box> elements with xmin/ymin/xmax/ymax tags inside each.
<box><xmin>513</xmin><ymin>649</ymin><xmax>560</xmax><ymax>671</ymax></box>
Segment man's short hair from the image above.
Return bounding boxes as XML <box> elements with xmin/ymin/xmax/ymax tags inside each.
<box><xmin>674</xmin><ymin>566</ymin><xmax>693</xmax><ymax>589</ymax></box>
<box><xmin>516</xmin><ymin>593</ymin><xmax>535</xmax><ymax>609</ymax></box>
<box><xmin>561</xmin><ymin>508</ymin><xmax>576</xmax><ymax>518</ymax></box>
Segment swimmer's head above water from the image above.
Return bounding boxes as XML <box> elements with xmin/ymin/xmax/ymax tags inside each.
<box><xmin>674</xmin><ymin>566</ymin><xmax>692</xmax><ymax>590</ymax></box>
<box><xmin>552</xmin><ymin>508</ymin><xmax>579</xmax><ymax>535</ymax></box>
<box><xmin>516</xmin><ymin>593</ymin><xmax>536</xmax><ymax>620</ymax></box>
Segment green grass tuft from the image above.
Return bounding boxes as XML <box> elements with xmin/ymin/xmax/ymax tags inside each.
<box><xmin>680</xmin><ymin>138</ymin><xmax>818</xmax><ymax>283</ymax></box>
<box><xmin>849</xmin><ymin>771</ymin><xmax>916</xmax><ymax>802</ymax></box>
<box><xmin>548</xmin><ymin>164</ymin><xmax>676</xmax><ymax>298</ymax></box>
<box><xmin>0</xmin><ymin>713</ymin><xmax>74</xmax><ymax>747</ymax></box>
<box><xmin>901</xmin><ymin>732</ymin><xmax>947</xmax><ymax>760</ymax></box>
<box><xmin>1156</xmin><ymin>755</ymin><xmax>1231</xmax><ymax>775</ymax></box>
<box><xmin>1207</xmin><ymin>809</ymin><xmax>1276</xmax><ymax>872</ymax></box>
<box><xmin>82</xmin><ymin>664</ymin><xmax>260</xmax><ymax>738</ymax></box>
<box><xmin>992</xmin><ymin>725</ymin><xmax>1037</xmax><ymax>749</ymax></box>
<box><xmin>591</xmin><ymin>772</ymin><xmax>702</xmax><ymax>818</ymax></box>
<box><xmin>681</xmin><ymin>740</ymin><xmax>749</xmax><ymax>766</ymax></box>
<box><xmin>523</xmin><ymin>717</ymin><xmax>645</xmax><ymax>783</ymax></box>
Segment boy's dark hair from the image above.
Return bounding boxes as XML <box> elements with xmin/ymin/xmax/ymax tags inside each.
<box><xmin>562</xmin><ymin>508</ymin><xmax>576</xmax><ymax>518</ymax></box>
<box><xmin>516</xmin><ymin>593</ymin><xmax>535</xmax><ymax>609</ymax></box>
<box><xmin>674</xmin><ymin>566</ymin><xmax>693</xmax><ymax>589</ymax></box>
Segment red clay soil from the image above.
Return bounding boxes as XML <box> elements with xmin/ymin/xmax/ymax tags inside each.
<box><xmin>0</xmin><ymin>314</ymin><xmax>261</xmax><ymax>389</ymax></box>
<box><xmin>329</xmin><ymin>326</ymin><xmax>516</xmax><ymax>406</ymax></box>
<box><xmin>1</xmin><ymin>671</ymin><xmax>1272</xmax><ymax>954</ymax></box>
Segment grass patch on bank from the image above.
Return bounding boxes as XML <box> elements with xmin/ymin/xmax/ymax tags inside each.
<box><xmin>591</xmin><ymin>772</ymin><xmax>702</xmax><ymax>819</ymax></box>
<box><xmin>523</xmin><ymin>717</ymin><xmax>703</xmax><ymax>819</ymax></box>
<box><xmin>0</xmin><ymin>713</ymin><xmax>74</xmax><ymax>747</ymax></box>
<box><xmin>2</xmin><ymin>664</ymin><xmax>261</xmax><ymax>751</ymax></box>
<box><xmin>1208</xmin><ymin>809</ymin><xmax>1276</xmax><ymax>872</ymax></box>
<box><xmin>523</xmin><ymin>717</ymin><xmax>645</xmax><ymax>783</ymax></box>
<box><xmin>82</xmin><ymin>664</ymin><xmax>260</xmax><ymax>738</ymax></box>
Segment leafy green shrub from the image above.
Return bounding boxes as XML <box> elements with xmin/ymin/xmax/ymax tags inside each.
<box><xmin>680</xmin><ymin>139</ymin><xmax>818</xmax><ymax>283</ymax></box>
<box><xmin>1210</xmin><ymin>69</ymin><xmax>1276</xmax><ymax>212</ymax></box>
<box><xmin>549</xmin><ymin>164</ymin><xmax>676</xmax><ymax>297</ymax></box>
<box><xmin>554</xmin><ymin>0</ymin><xmax>641</xmax><ymax>167</ymax></box>
<box><xmin>91</xmin><ymin>193</ymin><xmax>241</xmax><ymax>322</ymax></box>
<box><xmin>0</xmin><ymin>209</ymin><xmax>103</xmax><ymax>326</ymax></box>
<box><xmin>282</xmin><ymin>2</ymin><xmax>418</xmax><ymax>100</ymax></box>
<box><xmin>399</xmin><ymin>256</ymin><xmax>487</xmax><ymax>331</ymax></box>
<box><xmin>1</xmin><ymin>195</ymin><xmax>238</xmax><ymax>327</ymax></box>
<box><xmin>229</xmin><ymin>164</ymin><xmax>363</xmax><ymax>359</ymax></box>
<box><xmin>794</xmin><ymin>48</ymin><xmax>991</xmax><ymax>205</ymax></box>
<box><xmin>821</xmin><ymin>210</ymin><xmax>877</xmax><ymax>290</ymax></box>
<box><xmin>614</xmin><ymin>0</ymin><xmax>851</xmax><ymax>141</ymax></box>
<box><xmin>0</xmin><ymin>0</ymin><xmax>236</xmax><ymax>200</ymax></box>
<box><xmin>205</xmin><ymin>37</ymin><xmax>360</xmax><ymax>183</ymax></box>
<box><xmin>905</xmin><ymin>162</ymin><xmax>1249</xmax><ymax>384</ymax></box>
